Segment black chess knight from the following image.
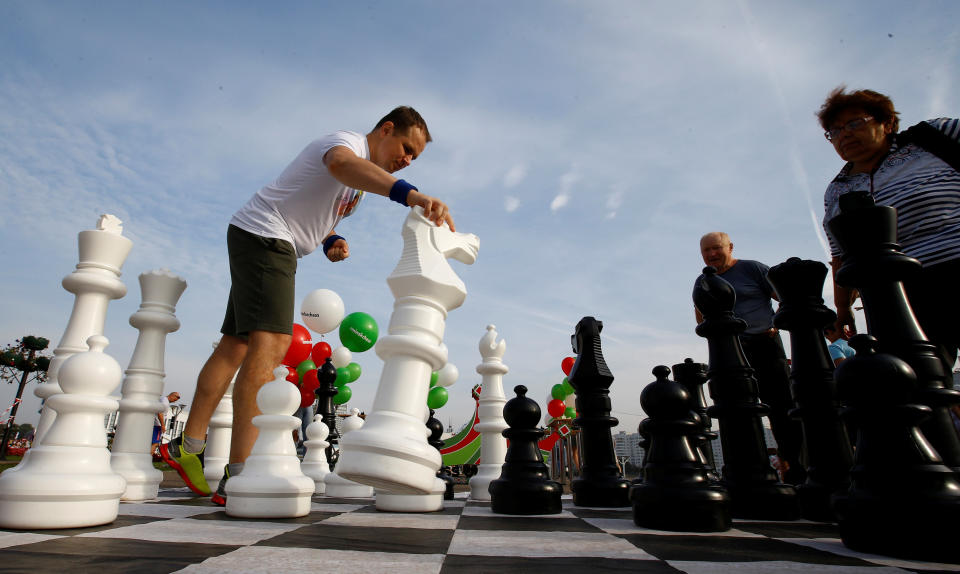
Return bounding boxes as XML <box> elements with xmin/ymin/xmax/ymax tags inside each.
<box><xmin>694</xmin><ymin>266</ymin><xmax>799</xmax><ymax>520</ymax></box>
<box><xmin>567</xmin><ymin>317</ymin><xmax>631</xmax><ymax>507</ymax></box>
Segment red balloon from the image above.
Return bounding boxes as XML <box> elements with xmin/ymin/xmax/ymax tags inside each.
<box><xmin>561</xmin><ymin>356</ymin><xmax>575</xmax><ymax>375</ymax></box>
<box><xmin>285</xmin><ymin>365</ymin><xmax>299</xmax><ymax>385</ymax></box>
<box><xmin>299</xmin><ymin>385</ymin><xmax>316</xmax><ymax>409</ymax></box>
<box><xmin>282</xmin><ymin>324</ymin><xmax>313</xmax><ymax>367</ymax></box>
<box><xmin>301</xmin><ymin>368</ymin><xmax>320</xmax><ymax>392</ymax></box>
<box><xmin>547</xmin><ymin>398</ymin><xmax>566</xmax><ymax>418</ymax></box>
<box><xmin>311</xmin><ymin>341</ymin><xmax>333</xmax><ymax>364</ymax></box>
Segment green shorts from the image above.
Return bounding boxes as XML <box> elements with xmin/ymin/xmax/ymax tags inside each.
<box><xmin>221</xmin><ymin>224</ymin><xmax>297</xmax><ymax>338</ymax></box>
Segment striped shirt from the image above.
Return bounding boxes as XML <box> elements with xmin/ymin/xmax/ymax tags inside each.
<box><xmin>823</xmin><ymin>117</ymin><xmax>960</xmax><ymax>266</ymax></box>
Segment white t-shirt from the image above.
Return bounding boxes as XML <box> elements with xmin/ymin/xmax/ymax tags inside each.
<box><xmin>230</xmin><ymin>131</ymin><xmax>367</xmax><ymax>257</ymax></box>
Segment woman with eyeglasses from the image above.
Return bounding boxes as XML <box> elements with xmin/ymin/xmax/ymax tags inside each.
<box><xmin>818</xmin><ymin>86</ymin><xmax>960</xmax><ymax>373</ymax></box>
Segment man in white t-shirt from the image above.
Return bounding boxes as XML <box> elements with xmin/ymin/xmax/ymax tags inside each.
<box><xmin>162</xmin><ymin>107</ymin><xmax>454</xmax><ymax>503</ymax></box>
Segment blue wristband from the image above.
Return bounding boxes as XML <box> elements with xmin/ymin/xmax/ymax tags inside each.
<box><xmin>323</xmin><ymin>235</ymin><xmax>345</xmax><ymax>255</ymax></box>
<box><xmin>389</xmin><ymin>179</ymin><xmax>417</xmax><ymax>205</ymax></box>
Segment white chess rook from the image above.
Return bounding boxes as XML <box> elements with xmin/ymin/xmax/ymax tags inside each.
<box><xmin>470</xmin><ymin>325</ymin><xmax>509</xmax><ymax>501</ymax></box>
<box><xmin>111</xmin><ymin>269</ymin><xmax>187</xmax><ymax>500</ymax></box>
<box><xmin>337</xmin><ymin>207</ymin><xmax>479</xmax><ymax>494</ymax></box>
<box><xmin>225</xmin><ymin>367</ymin><xmax>314</xmax><ymax>518</ymax></box>
<box><xmin>33</xmin><ymin>215</ymin><xmax>132</xmax><ymax>446</ymax></box>
<box><xmin>0</xmin><ymin>336</ymin><xmax>126</xmax><ymax>529</ymax></box>
<box><xmin>301</xmin><ymin>414</ymin><xmax>331</xmax><ymax>494</ymax></box>
<box><xmin>205</xmin><ymin>340</ymin><xmax>235</xmax><ymax>484</ymax></box>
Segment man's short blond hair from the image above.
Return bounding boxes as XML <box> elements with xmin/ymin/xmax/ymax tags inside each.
<box><xmin>700</xmin><ymin>231</ymin><xmax>731</xmax><ymax>246</ymax></box>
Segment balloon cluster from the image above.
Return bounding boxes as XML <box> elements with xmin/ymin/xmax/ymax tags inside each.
<box><xmin>427</xmin><ymin>362</ymin><xmax>459</xmax><ymax>410</ymax></box>
<box><xmin>281</xmin><ymin>289</ymin><xmax>380</xmax><ymax>409</ymax></box>
<box><xmin>546</xmin><ymin>356</ymin><xmax>577</xmax><ymax>421</ymax></box>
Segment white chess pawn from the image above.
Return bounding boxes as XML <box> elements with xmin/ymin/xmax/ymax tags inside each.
<box><xmin>470</xmin><ymin>325</ymin><xmax>509</xmax><ymax>501</ymax></box>
<box><xmin>301</xmin><ymin>415</ymin><xmax>331</xmax><ymax>494</ymax></box>
<box><xmin>324</xmin><ymin>409</ymin><xmax>375</xmax><ymax>498</ymax></box>
<box><xmin>0</xmin><ymin>335</ymin><xmax>126</xmax><ymax>529</ymax></box>
<box><xmin>225</xmin><ymin>367</ymin><xmax>314</xmax><ymax>518</ymax></box>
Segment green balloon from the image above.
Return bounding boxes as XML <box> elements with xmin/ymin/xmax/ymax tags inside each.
<box><xmin>561</xmin><ymin>377</ymin><xmax>574</xmax><ymax>395</ymax></box>
<box><xmin>346</xmin><ymin>362</ymin><xmax>362</xmax><ymax>383</ymax></box>
<box><xmin>551</xmin><ymin>383</ymin><xmax>566</xmax><ymax>400</ymax></box>
<box><xmin>564</xmin><ymin>406</ymin><xmax>576</xmax><ymax>418</ymax></box>
<box><xmin>296</xmin><ymin>359</ymin><xmax>316</xmax><ymax>379</ymax></box>
<box><xmin>339</xmin><ymin>312</ymin><xmax>379</xmax><ymax>352</ymax></box>
<box><xmin>427</xmin><ymin>386</ymin><xmax>448</xmax><ymax>409</ymax></box>
<box><xmin>430</xmin><ymin>371</ymin><xmax>439</xmax><ymax>387</ymax></box>
<box><xmin>333</xmin><ymin>384</ymin><xmax>352</xmax><ymax>405</ymax></box>
<box><xmin>334</xmin><ymin>367</ymin><xmax>349</xmax><ymax>387</ymax></box>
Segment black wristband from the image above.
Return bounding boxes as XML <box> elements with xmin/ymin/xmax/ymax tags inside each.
<box><xmin>323</xmin><ymin>235</ymin><xmax>345</xmax><ymax>255</ymax></box>
<box><xmin>389</xmin><ymin>179</ymin><xmax>417</xmax><ymax>205</ymax></box>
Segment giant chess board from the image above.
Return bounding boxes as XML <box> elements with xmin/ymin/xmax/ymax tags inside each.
<box><xmin>0</xmin><ymin>488</ymin><xmax>955</xmax><ymax>573</ymax></box>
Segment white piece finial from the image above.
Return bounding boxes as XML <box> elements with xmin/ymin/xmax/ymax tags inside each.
<box><xmin>96</xmin><ymin>214</ymin><xmax>124</xmax><ymax>235</ymax></box>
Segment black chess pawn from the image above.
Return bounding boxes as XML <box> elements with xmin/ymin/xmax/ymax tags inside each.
<box><xmin>828</xmin><ymin>191</ymin><xmax>960</xmax><ymax>473</ymax></box>
<box><xmin>567</xmin><ymin>317</ymin><xmax>631</xmax><ymax>507</ymax></box>
<box><xmin>315</xmin><ymin>358</ymin><xmax>340</xmax><ymax>467</ymax></box>
<box><xmin>833</xmin><ymin>335</ymin><xmax>960</xmax><ymax>563</ymax></box>
<box><xmin>694</xmin><ymin>266</ymin><xmax>799</xmax><ymax>520</ymax></box>
<box><xmin>489</xmin><ymin>385</ymin><xmax>562</xmax><ymax>515</ymax></box>
<box><xmin>768</xmin><ymin>257</ymin><xmax>854</xmax><ymax>521</ymax></box>
<box><xmin>631</xmin><ymin>366</ymin><xmax>731</xmax><ymax>532</ymax></box>
<box><xmin>427</xmin><ymin>409</ymin><xmax>455</xmax><ymax>500</ymax></box>
<box><xmin>672</xmin><ymin>358</ymin><xmax>720</xmax><ymax>482</ymax></box>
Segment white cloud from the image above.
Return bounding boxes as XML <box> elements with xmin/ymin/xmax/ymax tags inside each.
<box><xmin>505</xmin><ymin>196</ymin><xmax>520</xmax><ymax>213</ymax></box>
<box><xmin>605</xmin><ymin>189</ymin><xmax>624</xmax><ymax>219</ymax></box>
<box><xmin>503</xmin><ymin>164</ymin><xmax>526</xmax><ymax>188</ymax></box>
<box><xmin>550</xmin><ymin>193</ymin><xmax>569</xmax><ymax>212</ymax></box>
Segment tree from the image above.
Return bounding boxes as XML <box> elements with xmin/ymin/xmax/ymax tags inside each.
<box><xmin>0</xmin><ymin>336</ymin><xmax>51</xmax><ymax>459</ymax></box>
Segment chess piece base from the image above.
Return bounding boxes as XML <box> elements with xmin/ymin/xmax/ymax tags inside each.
<box><xmin>375</xmin><ymin>478</ymin><xmax>445</xmax><ymax>512</ymax></box>
<box><xmin>337</xmin><ymin>425</ymin><xmax>441</xmax><ymax>494</ymax></box>
<box><xmin>726</xmin><ymin>482</ymin><xmax>799</xmax><ymax>520</ymax></box>
<box><xmin>571</xmin><ymin>478</ymin><xmax>631</xmax><ymax>507</ymax></box>
<box><xmin>489</xmin><ymin>480</ymin><xmax>563</xmax><ymax>515</ymax></box>
<box><xmin>112</xmin><ymin>452</ymin><xmax>162</xmax><ymax>500</ymax></box>
<box><xmin>323</xmin><ymin>473</ymin><xmax>375</xmax><ymax>499</ymax></box>
<box><xmin>630</xmin><ymin>484</ymin><xmax>731</xmax><ymax>532</ymax></box>
<box><xmin>225</xmin><ymin>475</ymin><xmax>314</xmax><ymax>518</ymax></box>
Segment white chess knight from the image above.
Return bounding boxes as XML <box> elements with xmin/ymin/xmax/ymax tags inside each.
<box><xmin>225</xmin><ymin>367</ymin><xmax>314</xmax><ymax>518</ymax></box>
<box><xmin>300</xmin><ymin>415</ymin><xmax>331</xmax><ymax>494</ymax></box>
<box><xmin>324</xmin><ymin>409</ymin><xmax>375</xmax><ymax>498</ymax></box>
<box><xmin>470</xmin><ymin>325</ymin><xmax>509</xmax><ymax>501</ymax></box>
<box><xmin>337</xmin><ymin>207</ymin><xmax>479</xmax><ymax>494</ymax></box>
<box><xmin>32</xmin><ymin>215</ymin><xmax>133</xmax><ymax>447</ymax></box>
<box><xmin>110</xmin><ymin>269</ymin><xmax>187</xmax><ymax>500</ymax></box>
<box><xmin>0</xmin><ymin>336</ymin><xmax>126</xmax><ymax>529</ymax></box>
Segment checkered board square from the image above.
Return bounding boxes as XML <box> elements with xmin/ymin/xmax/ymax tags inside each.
<box><xmin>0</xmin><ymin>488</ymin><xmax>956</xmax><ymax>573</ymax></box>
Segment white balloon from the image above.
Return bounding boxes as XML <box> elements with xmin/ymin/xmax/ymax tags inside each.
<box><xmin>300</xmin><ymin>289</ymin><xmax>345</xmax><ymax>334</ymax></box>
<box><xmin>331</xmin><ymin>346</ymin><xmax>352</xmax><ymax>368</ymax></box>
<box><xmin>436</xmin><ymin>362</ymin><xmax>459</xmax><ymax>388</ymax></box>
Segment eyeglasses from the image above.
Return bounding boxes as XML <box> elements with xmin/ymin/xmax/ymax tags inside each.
<box><xmin>824</xmin><ymin>117</ymin><xmax>874</xmax><ymax>141</ymax></box>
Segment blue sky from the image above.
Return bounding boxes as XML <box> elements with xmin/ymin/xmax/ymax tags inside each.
<box><xmin>2</xmin><ymin>1</ymin><xmax>958</xmax><ymax>434</ymax></box>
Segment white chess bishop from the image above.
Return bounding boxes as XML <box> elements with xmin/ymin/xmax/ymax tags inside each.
<box><xmin>225</xmin><ymin>367</ymin><xmax>314</xmax><ymax>518</ymax></box>
<box><xmin>32</xmin><ymin>215</ymin><xmax>133</xmax><ymax>447</ymax></box>
<box><xmin>337</xmin><ymin>207</ymin><xmax>479</xmax><ymax>494</ymax></box>
<box><xmin>110</xmin><ymin>269</ymin><xmax>187</xmax><ymax>500</ymax></box>
<box><xmin>470</xmin><ymin>325</ymin><xmax>509</xmax><ymax>501</ymax></box>
<box><xmin>0</xmin><ymin>335</ymin><xmax>126</xmax><ymax>529</ymax></box>
<box><xmin>324</xmin><ymin>409</ymin><xmax>375</xmax><ymax>498</ymax></box>
<box><xmin>301</xmin><ymin>414</ymin><xmax>331</xmax><ymax>494</ymax></box>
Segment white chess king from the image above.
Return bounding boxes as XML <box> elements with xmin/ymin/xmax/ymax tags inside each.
<box><xmin>336</xmin><ymin>206</ymin><xmax>479</xmax><ymax>494</ymax></box>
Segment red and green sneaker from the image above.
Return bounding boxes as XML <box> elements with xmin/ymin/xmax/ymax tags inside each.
<box><xmin>211</xmin><ymin>464</ymin><xmax>230</xmax><ymax>507</ymax></box>
<box><xmin>160</xmin><ymin>437</ymin><xmax>211</xmax><ymax>496</ymax></box>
